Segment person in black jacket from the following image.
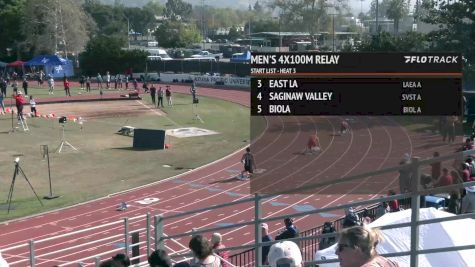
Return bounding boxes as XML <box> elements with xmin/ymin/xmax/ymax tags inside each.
<box><xmin>275</xmin><ymin>217</ymin><xmax>299</xmax><ymax>240</ymax></box>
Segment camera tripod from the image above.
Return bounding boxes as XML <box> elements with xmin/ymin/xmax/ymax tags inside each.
<box><xmin>55</xmin><ymin>124</ymin><xmax>78</xmax><ymax>153</ymax></box>
<box><xmin>6</xmin><ymin>160</ymin><xmax>44</xmax><ymax>213</ymax></box>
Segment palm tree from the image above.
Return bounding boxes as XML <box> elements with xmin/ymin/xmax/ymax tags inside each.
<box><xmin>386</xmin><ymin>0</ymin><xmax>408</xmax><ymax>35</ymax></box>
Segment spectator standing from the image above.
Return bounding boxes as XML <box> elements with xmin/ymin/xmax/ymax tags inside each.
<box><xmin>461</xmin><ymin>186</ymin><xmax>475</xmax><ymax>214</ymax></box>
<box><xmin>118</xmin><ymin>75</ymin><xmax>123</xmax><ymax>89</ymax></box>
<box><xmin>148</xmin><ymin>249</ymin><xmax>172</xmax><ymax>267</ymax></box>
<box><xmin>97</xmin><ymin>73</ymin><xmax>103</xmax><ymax>89</ymax></box>
<box><xmin>0</xmin><ymin>78</ymin><xmax>7</xmax><ymax>96</ymax></box>
<box><xmin>22</xmin><ymin>78</ymin><xmax>28</xmax><ymax>96</ymax></box>
<box><xmin>79</xmin><ymin>75</ymin><xmax>85</xmax><ymax>90</ymax></box>
<box><xmin>166</xmin><ymin>85</ymin><xmax>173</xmax><ymax>106</ymax></box>
<box><xmin>125</xmin><ymin>76</ymin><xmax>129</xmax><ymax>90</ymax></box>
<box><xmin>38</xmin><ymin>70</ymin><xmax>44</xmax><ymax>86</ymax></box>
<box><xmin>64</xmin><ymin>78</ymin><xmax>71</xmax><ymax>97</ymax></box>
<box><xmin>210</xmin><ymin>233</ymin><xmax>229</xmax><ymax>267</ymax></box>
<box><xmin>114</xmin><ymin>75</ymin><xmax>118</xmax><ymax>89</ymax></box>
<box><xmin>13</xmin><ymin>91</ymin><xmax>25</xmax><ymax>121</ymax></box>
<box><xmin>267</xmin><ymin>241</ymin><xmax>303</xmax><ymax>267</ymax></box>
<box><xmin>188</xmin><ymin>235</ymin><xmax>221</xmax><ymax>267</ymax></box>
<box><xmin>261</xmin><ymin>223</ymin><xmax>273</xmax><ymax>265</ymax></box>
<box><xmin>12</xmin><ymin>80</ymin><xmax>18</xmax><ymax>94</ymax></box>
<box><xmin>0</xmin><ymin>92</ymin><xmax>5</xmax><ymax>115</ymax></box>
<box><xmin>157</xmin><ymin>86</ymin><xmax>164</xmax><ymax>108</ymax></box>
<box><xmin>150</xmin><ymin>84</ymin><xmax>156</xmax><ymax>105</ymax></box>
<box><xmin>447</xmin><ymin>116</ymin><xmax>458</xmax><ymax>143</ymax></box>
<box><xmin>133</xmin><ymin>79</ymin><xmax>138</xmax><ymax>90</ymax></box>
<box><xmin>48</xmin><ymin>76</ymin><xmax>55</xmax><ymax>95</ymax></box>
<box><xmin>29</xmin><ymin>95</ymin><xmax>37</xmax><ymax>117</ymax></box>
<box><xmin>106</xmin><ymin>71</ymin><xmax>111</xmax><ymax>89</ymax></box>
<box><xmin>335</xmin><ymin>226</ymin><xmax>401</xmax><ymax>267</ymax></box>
<box><xmin>86</xmin><ymin>76</ymin><xmax>91</xmax><ymax>92</ymax></box>
<box><xmin>275</xmin><ymin>217</ymin><xmax>299</xmax><ymax>241</ymax></box>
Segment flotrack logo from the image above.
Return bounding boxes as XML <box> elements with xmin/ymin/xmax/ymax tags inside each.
<box><xmin>404</xmin><ymin>55</ymin><xmax>459</xmax><ymax>64</ymax></box>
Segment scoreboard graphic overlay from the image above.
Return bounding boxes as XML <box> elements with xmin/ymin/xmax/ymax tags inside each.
<box><xmin>250</xmin><ymin>53</ymin><xmax>464</xmax><ymax>194</ymax></box>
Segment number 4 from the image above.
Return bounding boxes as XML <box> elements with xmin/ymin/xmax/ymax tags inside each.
<box><xmin>257</xmin><ymin>92</ymin><xmax>262</xmax><ymax>100</ymax></box>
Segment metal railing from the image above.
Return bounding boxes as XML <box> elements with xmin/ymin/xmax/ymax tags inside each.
<box><xmin>1</xmin><ymin>150</ymin><xmax>475</xmax><ymax>267</ymax></box>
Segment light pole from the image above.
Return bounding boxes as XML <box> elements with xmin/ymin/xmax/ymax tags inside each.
<box><xmin>328</xmin><ymin>7</ymin><xmax>337</xmax><ymax>52</ymax></box>
<box><xmin>122</xmin><ymin>14</ymin><xmax>130</xmax><ymax>49</ymax></box>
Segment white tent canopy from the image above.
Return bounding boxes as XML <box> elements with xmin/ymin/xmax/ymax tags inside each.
<box><xmin>314</xmin><ymin>208</ymin><xmax>475</xmax><ymax>267</ymax></box>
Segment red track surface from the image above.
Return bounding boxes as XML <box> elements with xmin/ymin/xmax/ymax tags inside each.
<box><xmin>0</xmin><ymin>83</ymin><xmax>461</xmax><ymax>266</ymax></box>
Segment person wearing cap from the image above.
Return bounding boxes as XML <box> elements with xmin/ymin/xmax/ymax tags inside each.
<box><xmin>275</xmin><ymin>218</ymin><xmax>299</xmax><ymax>241</ymax></box>
<box><xmin>461</xmin><ymin>186</ymin><xmax>475</xmax><ymax>214</ymax></box>
<box><xmin>210</xmin><ymin>233</ymin><xmax>229</xmax><ymax>267</ymax></box>
<box><xmin>342</xmin><ymin>207</ymin><xmax>361</xmax><ymax>228</ymax></box>
<box><xmin>335</xmin><ymin>226</ymin><xmax>400</xmax><ymax>267</ymax></box>
<box><xmin>261</xmin><ymin>223</ymin><xmax>273</xmax><ymax>265</ymax></box>
<box><xmin>267</xmin><ymin>240</ymin><xmax>303</xmax><ymax>267</ymax></box>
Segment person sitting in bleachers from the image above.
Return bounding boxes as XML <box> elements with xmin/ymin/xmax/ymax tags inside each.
<box><xmin>148</xmin><ymin>249</ymin><xmax>172</xmax><ymax>267</ymax></box>
<box><xmin>189</xmin><ymin>235</ymin><xmax>221</xmax><ymax>267</ymax></box>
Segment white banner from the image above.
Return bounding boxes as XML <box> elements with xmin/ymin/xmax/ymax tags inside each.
<box><xmin>159</xmin><ymin>73</ymin><xmax>250</xmax><ymax>88</ymax></box>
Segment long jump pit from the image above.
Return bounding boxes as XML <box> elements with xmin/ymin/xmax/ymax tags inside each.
<box><xmin>37</xmin><ymin>99</ymin><xmax>164</xmax><ymax>120</ymax></box>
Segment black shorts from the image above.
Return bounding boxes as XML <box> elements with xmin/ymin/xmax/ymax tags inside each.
<box><xmin>244</xmin><ymin>164</ymin><xmax>253</xmax><ymax>173</ymax></box>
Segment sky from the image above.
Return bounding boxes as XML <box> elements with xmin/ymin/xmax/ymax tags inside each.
<box><xmin>105</xmin><ymin>0</ymin><xmax>378</xmax><ymax>15</ymax></box>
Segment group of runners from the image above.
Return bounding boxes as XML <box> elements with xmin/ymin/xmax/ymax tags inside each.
<box><xmin>238</xmin><ymin>119</ymin><xmax>351</xmax><ymax>180</ymax></box>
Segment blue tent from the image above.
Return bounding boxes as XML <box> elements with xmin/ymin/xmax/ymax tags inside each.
<box><xmin>230</xmin><ymin>51</ymin><xmax>251</xmax><ymax>63</ymax></box>
<box><xmin>25</xmin><ymin>55</ymin><xmax>74</xmax><ymax>78</ymax></box>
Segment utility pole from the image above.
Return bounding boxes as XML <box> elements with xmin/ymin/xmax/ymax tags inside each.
<box><xmin>375</xmin><ymin>0</ymin><xmax>379</xmax><ymax>36</ymax></box>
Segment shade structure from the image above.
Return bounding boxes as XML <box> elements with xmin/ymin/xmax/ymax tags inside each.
<box><xmin>7</xmin><ymin>60</ymin><xmax>25</xmax><ymax>67</ymax></box>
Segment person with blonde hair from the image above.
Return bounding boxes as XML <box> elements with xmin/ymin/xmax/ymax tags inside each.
<box><xmin>335</xmin><ymin>226</ymin><xmax>400</xmax><ymax>267</ymax></box>
<box><xmin>210</xmin><ymin>233</ymin><xmax>229</xmax><ymax>267</ymax></box>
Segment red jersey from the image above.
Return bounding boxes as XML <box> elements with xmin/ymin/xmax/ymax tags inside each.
<box><xmin>436</xmin><ymin>174</ymin><xmax>453</xmax><ymax>187</ymax></box>
<box><xmin>64</xmin><ymin>80</ymin><xmax>70</xmax><ymax>89</ymax></box>
<box><xmin>307</xmin><ymin>134</ymin><xmax>319</xmax><ymax>148</ymax></box>
<box><xmin>14</xmin><ymin>94</ymin><xmax>25</xmax><ymax>105</ymax></box>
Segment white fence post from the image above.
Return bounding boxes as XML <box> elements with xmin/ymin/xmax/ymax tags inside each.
<box><xmin>124</xmin><ymin>217</ymin><xmax>130</xmax><ymax>255</ymax></box>
<box><xmin>254</xmin><ymin>194</ymin><xmax>262</xmax><ymax>267</ymax></box>
<box><xmin>147</xmin><ymin>212</ymin><xmax>151</xmax><ymax>257</ymax></box>
<box><xmin>410</xmin><ymin>157</ymin><xmax>421</xmax><ymax>267</ymax></box>
<box><xmin>29</xmin><ymin>240</ymin><xmax>35</xmax><ymax>267</ymax></box>
<box><xmin>154</xmin><ymin>215</ymin><xmax>164</xmax><ymax>250</ymax></box>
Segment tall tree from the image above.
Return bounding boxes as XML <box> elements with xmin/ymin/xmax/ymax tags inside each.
<box><xmin>254</xmin><ymin>1</ymin><xmax>263</xmax><ymax>13</ymax></box>
<box><xmin>154</xmin><ymin>21</ymin><xmax>201</xmax><ymax>48</ymax></box>
<box><xmin>165</xmin><ymin>0</ymin><xmax>192</xmax><ymax>21</ymax></box>
<box><xmin>386</xmin><ymin>0</ymin><xmax>409</xmax><ymax>34</ymax></box>
<box><xmin>79</xmin><ymin>35</ymin><xmax>148</xmax><ymax>75</ymax></box>
<box><xmin>0</xmin><ymin>0</ymin><xmax>27</xmax><ymax>60</ymax></box>
<box><xmin>420</xmin><ymin>0</ymin><xmax>475</xmax><ymax>86</ymax></box>
<box><xmin>23</xmin><ymin>0</ymin><xmax>91</xmax><ymax>56</ymax></box>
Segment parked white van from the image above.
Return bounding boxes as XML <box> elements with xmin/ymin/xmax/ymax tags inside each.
<box><xmin>146</xmin><ymin>48</ymin><xmax>173</xmax><ymax>61</ymax></box>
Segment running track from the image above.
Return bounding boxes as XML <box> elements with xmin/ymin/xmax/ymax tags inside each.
<box><xmin>0</xmin><ymin>84</ymin><xmax>461</xmax><ymax>266</ymax></box>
